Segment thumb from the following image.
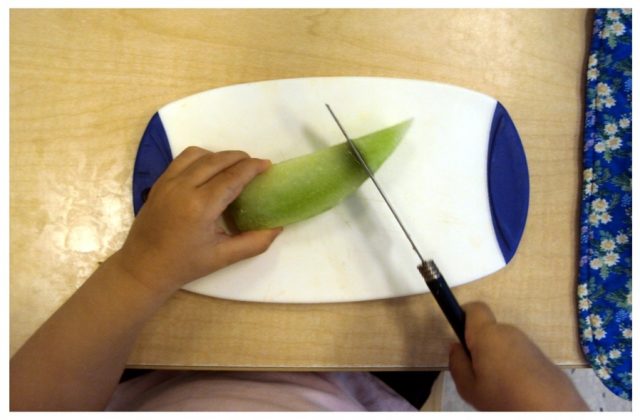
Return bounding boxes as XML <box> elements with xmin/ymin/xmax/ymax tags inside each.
<box><xmin>214</xmin><ymin>227</ymin><xmax>283</xmax><ymax>269</ymax></box>
<box><xmin>448</xmin><ymin>342</ymin><xmax>476</xmax><ymax>402</ymax></box>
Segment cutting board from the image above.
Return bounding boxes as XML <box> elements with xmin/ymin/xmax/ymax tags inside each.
<box><xmin>132</xmin><ymin>77</ymin><xmax>529</xmax><ymax>303</ymax></box>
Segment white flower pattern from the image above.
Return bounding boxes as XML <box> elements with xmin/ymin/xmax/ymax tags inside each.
<box><xmin>579</xmin><ymin>8</ymin><xmax>631</xmax><ymax>400</ymax></box>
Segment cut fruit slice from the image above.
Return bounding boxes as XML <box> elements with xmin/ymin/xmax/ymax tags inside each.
<box><xmin>228</xmin><ymin>120</ymin><xmax>412</xmax><ymax>231</ymax></box>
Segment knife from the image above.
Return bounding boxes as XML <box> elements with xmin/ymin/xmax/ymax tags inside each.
<box><xmin>325</xmin><ymin>104</ymin><xmax>470</xmax><ymax>357</ymax></box>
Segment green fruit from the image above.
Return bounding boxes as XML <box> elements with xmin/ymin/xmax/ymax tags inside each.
<box><xmin>228</xmin><ymin>120</ymin><xmax>412</xmax><ymax>231</ymax></box>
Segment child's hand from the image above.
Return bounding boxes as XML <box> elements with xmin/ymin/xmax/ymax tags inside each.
<box><xmin>448</xmin><ymin>302</ymin><xmax>588</xmax><ymax>411</ymax></box>
<box><xmin>116</xmin><ymin>147</ymin><xmax>282</xmax><ymax>295</ymax></box>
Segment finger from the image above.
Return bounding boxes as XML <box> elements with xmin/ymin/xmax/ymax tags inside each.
<box><xmin>212</xmin><ymin>228</ymin><xmax>283</xmax><ymax>270</ymax></box>
<box><xmin>462</xmin><ymin>302</ymin><xmax>497</xmax><ymax>349</ymax></box>
<box><xmin>203</xmin><ymin>158</ymin><xmax>271</xmax><ymax>215</ymax></box>
<box><xmin>181</xmin><ymin>150</ymin><xmax>251</xmax><ymax>187</ymax></box>
<box><xmin>448</xmin><ymin>342</ymin><xmax>476</xmax><ymax>402</ymax></box>
<box><xmin>161</xmin><ymin>146</ymin><xmax>210</xmax><ymax>179</ymax></box>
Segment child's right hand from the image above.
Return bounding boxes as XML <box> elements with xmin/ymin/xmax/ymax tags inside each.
<box><xmin>448</xmin><ymin>302</ymin><xmax>588</xmax><ymax>411</ymax></box>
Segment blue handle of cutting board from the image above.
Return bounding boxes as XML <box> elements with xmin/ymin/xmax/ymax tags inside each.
<box><xmin>132</xmin><ymin>112</ymin><xmax>173</xmax><ymax>215</ymax></box>
<box><xmin>487</xmin><ymin>102</ymin><xmax>529</xmax><ymax>264</ymax></box>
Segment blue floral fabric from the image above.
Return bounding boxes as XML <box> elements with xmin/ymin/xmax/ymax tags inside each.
<box><xmin>578</xmin><ymin>9</ymin><xmax>632</xmax><ymax>400</ymax></box>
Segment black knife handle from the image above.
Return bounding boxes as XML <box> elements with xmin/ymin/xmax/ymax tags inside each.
<box><xmin>418</xmin><ymin>260</ymin><xmax>471</xmax><ymax>358</ymax></box>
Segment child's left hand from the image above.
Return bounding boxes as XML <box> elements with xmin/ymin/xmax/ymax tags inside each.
<box><xmin>115</xmin><ymin>146</ymin><xmax>282</xmax><ymax>296</ymax></box>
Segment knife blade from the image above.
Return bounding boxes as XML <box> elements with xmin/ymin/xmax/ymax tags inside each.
<box><xmin>325</xmin><ymin>104</ymin><xmax>470</xmax><ymax>357</ymax></box>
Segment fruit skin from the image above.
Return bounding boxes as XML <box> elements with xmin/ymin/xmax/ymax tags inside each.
<box><xmin>228</xmin><ymin>120</ymin><xmax>412</xmax><ymax>231</ymax></box>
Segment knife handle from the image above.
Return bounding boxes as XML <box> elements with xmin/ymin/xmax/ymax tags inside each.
<box><xmin>418</xmin><ymin>261</ymin><xmax>471</xmax><ymax>358</ymax></box>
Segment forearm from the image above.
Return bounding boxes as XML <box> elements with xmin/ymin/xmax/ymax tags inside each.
<box><xmin>10</xmin><ymin>149</ymin><xmax>281</xmax><ymax>411</ymax></box>
<box><xmin>10</xmin><ymin>251</ymin><xmax>174</xmax><ymax>411</ymax></box>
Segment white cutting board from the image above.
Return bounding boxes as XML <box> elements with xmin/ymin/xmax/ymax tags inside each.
<box><xmin>133</xmin><ymin>77</ymin><xmax>529</xmax><ymax>303</ymax></box>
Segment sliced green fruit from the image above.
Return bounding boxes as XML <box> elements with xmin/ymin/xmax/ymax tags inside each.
<box><xmin>228</xmin><ymin>119</ymin><xmax>412</xmax><ymax>231</ymax></box>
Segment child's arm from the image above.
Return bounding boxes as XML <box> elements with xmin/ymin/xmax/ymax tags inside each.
<box><xmin>10</xmin><ymin>147</ymin><xmax>282</xmax><ymax>411</ymax></box>
<box><xmin>448</xmin><ymin>302</ymin><xmax>589</xmax><ymax>411</ymax></box>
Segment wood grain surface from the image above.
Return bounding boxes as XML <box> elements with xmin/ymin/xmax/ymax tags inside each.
<box><xmin>10</xmin><ymin>9</ymin><xmax>590</xmax><ymax>369</ymax></box>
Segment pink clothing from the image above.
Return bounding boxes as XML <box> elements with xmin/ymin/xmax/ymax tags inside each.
<box><xmin>106</xmin><ymin>371</ymin><xmax>416</xmax><ymax>411</ymax></box>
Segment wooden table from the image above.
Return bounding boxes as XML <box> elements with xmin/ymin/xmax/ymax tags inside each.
<box><xmin>10</xmin><ymin>9</ymin><xmax>590</xmax><ymax>369</ymax></box>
